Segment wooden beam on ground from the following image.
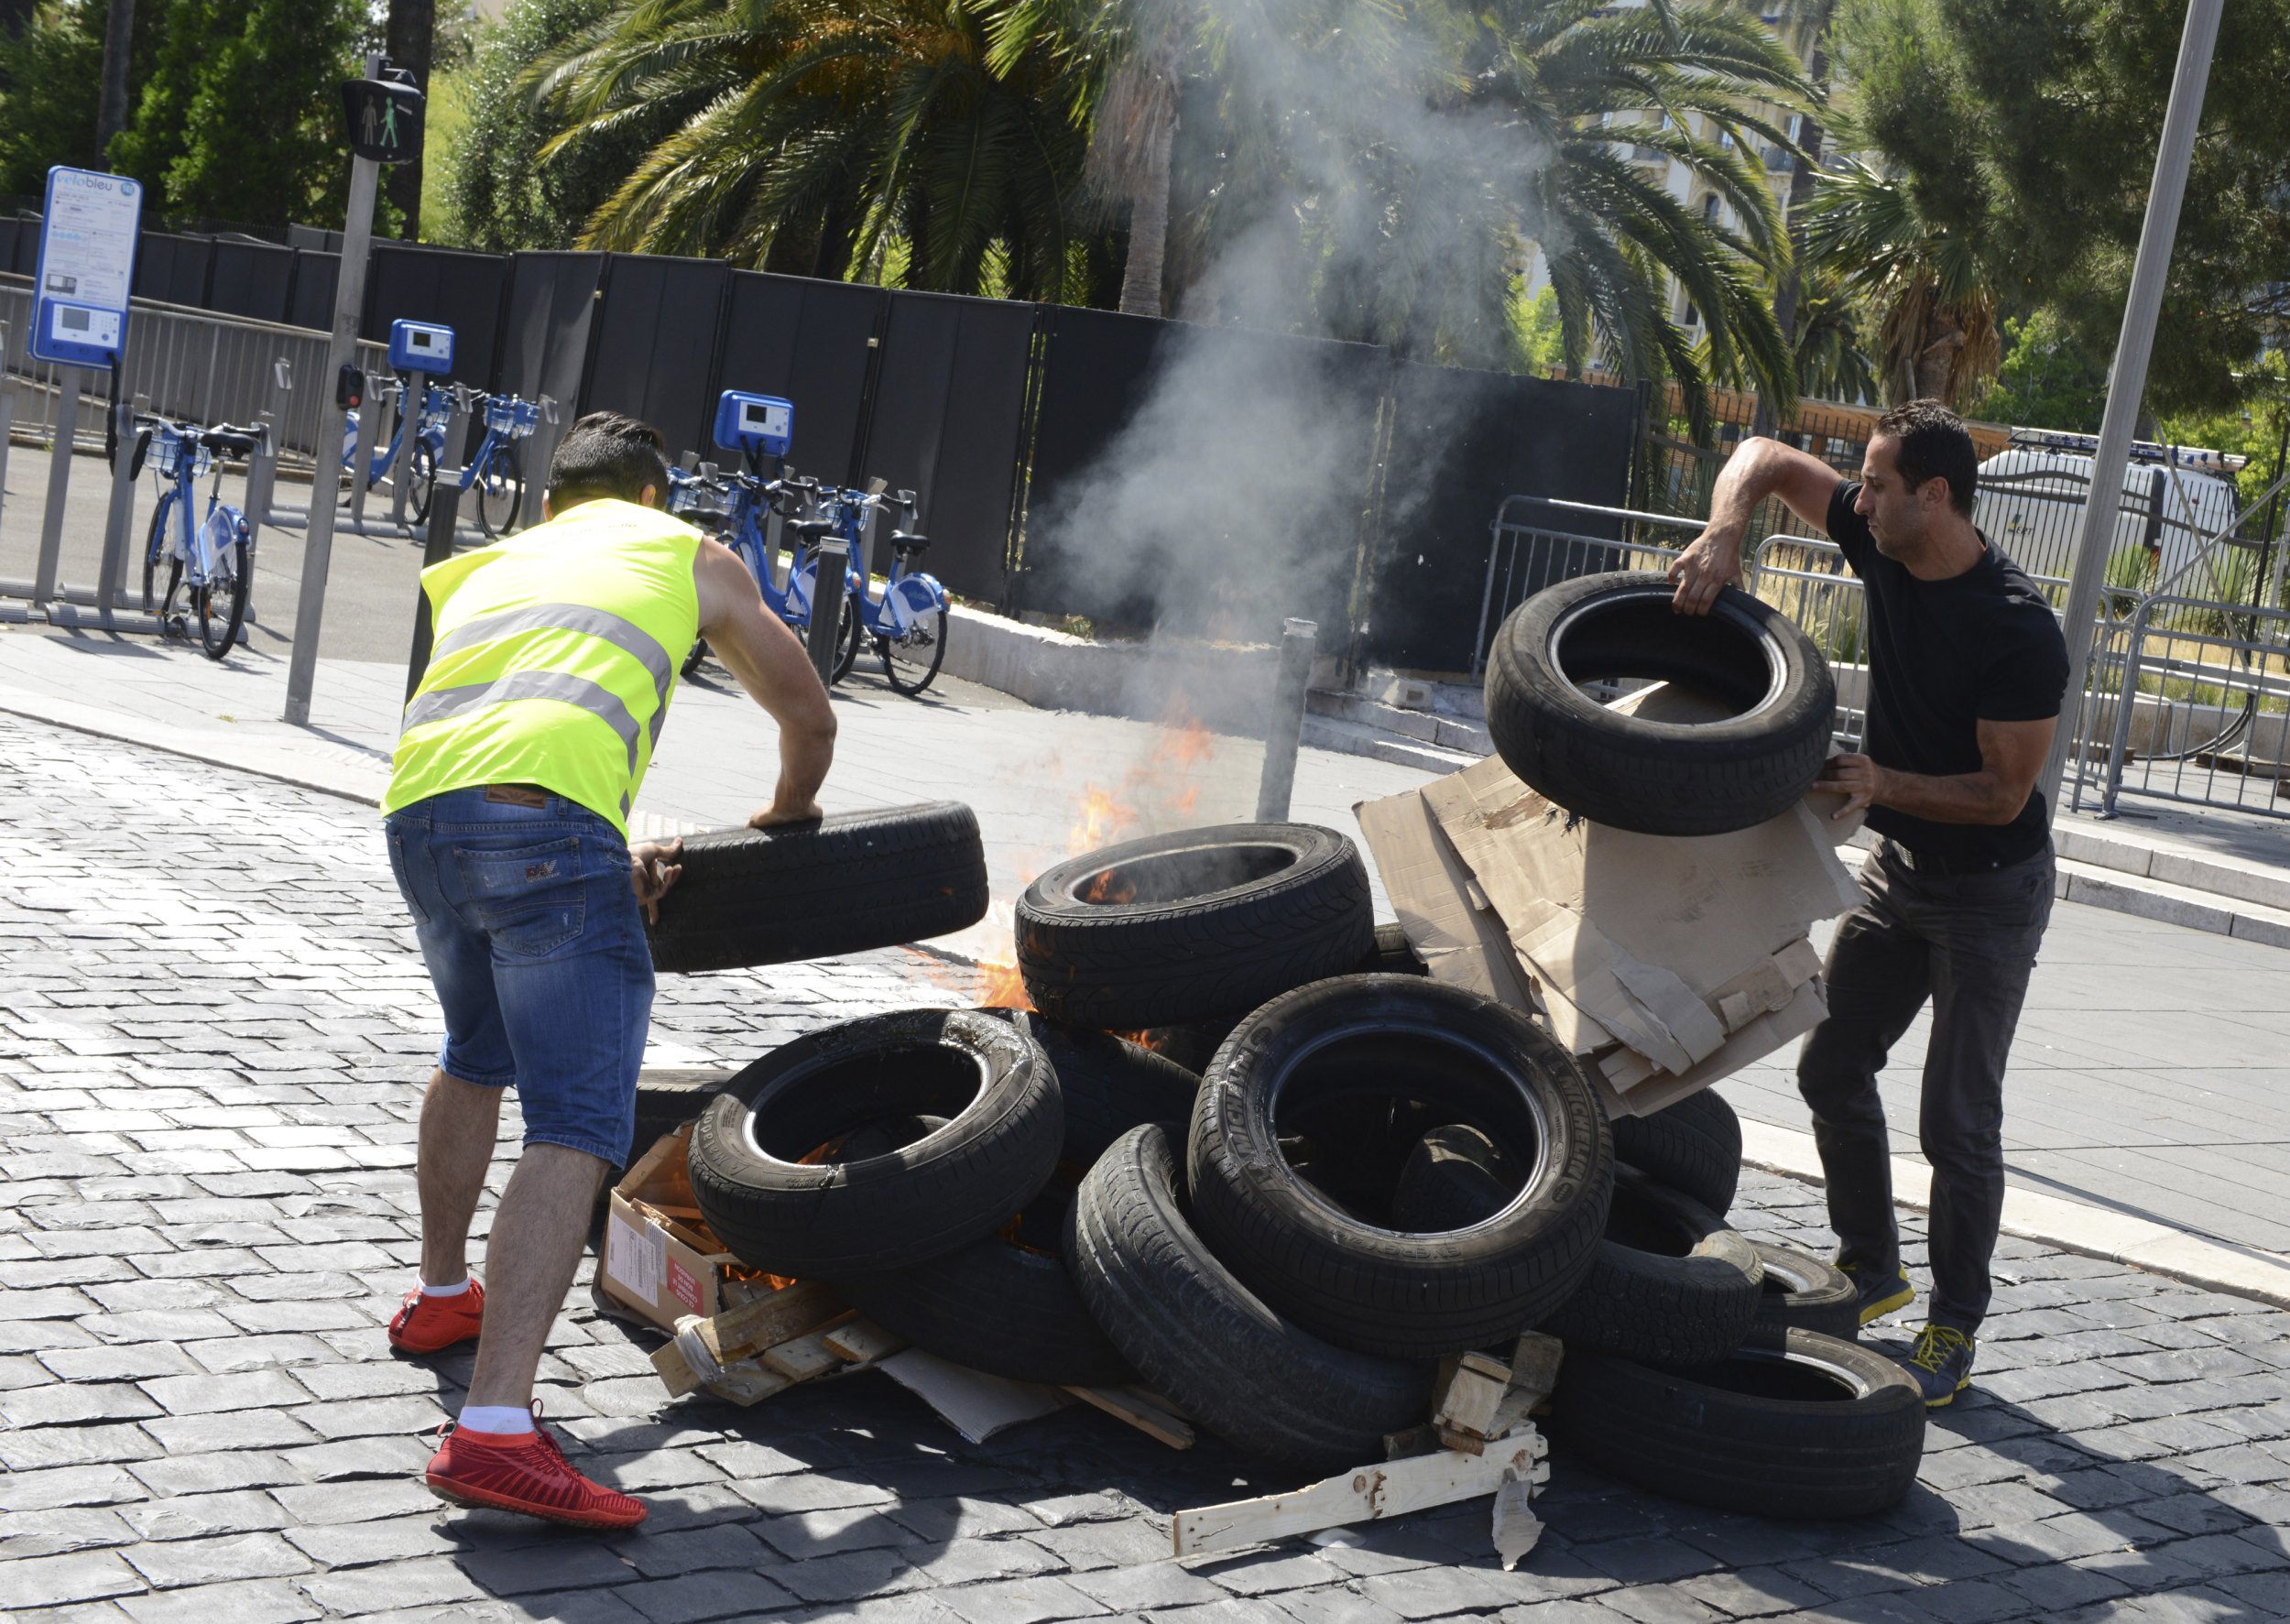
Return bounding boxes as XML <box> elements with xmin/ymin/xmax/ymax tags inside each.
<box><xmin>1172</xmin><ymin>1429</ymin><xmax>1549</xmax><ymax>1558</ymax></box>
<box><xmin>1063</xmin><ymin>1385</ymin><xmax>1196</xmax><ymax>1450</ymax></box>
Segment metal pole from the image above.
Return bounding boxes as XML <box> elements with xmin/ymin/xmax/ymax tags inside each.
<box><xmin>2038</xmin><ymin>0</ymin><xmax>2224</xmax><ymax>818</ymax></box>
<box><xmin>259</xmin><ymin>358</ymin><xmax>291</xmax><ymax>527</ymax></box>
<box><xmin>806</xmin><ymin>539</ymin><xmax>849</xmax><ymax>685</ymax></box>
<box><xmin>405</xmin><ymin>481</ymin><xmax>463</xmax><ymax>701</ymax></box>
<box><xmin>1256</xmin><ymin>618</ymin><xmax>1319</xmax><ymax>822</ymax></box>
<box><xmin>95</xmin><ymin>400</ymin><xmax>137</xmax><ymax>617</ymax></box>
<box><xmin>30</xmin><ymin>365</ymin><xmax>83</xmax><ymax>606</ymax></box>
<box><xmin>0</xmin><ymin>375</ymin><xmax>15</xmax><ymax>540</ymax></box>
<box><xmin>389</xmin><ymin>381</ymin><xmax>417</xmax><ymax>530</ymax></box>
<box><xmin>242</xmin><ymin>417</ymin><xmax>272</xmax><ymax>626</ymax></box>
<box><xmin>283</xmin><ymin>148</ymin><xmax>381</xmax><ymax>725</ymax></box>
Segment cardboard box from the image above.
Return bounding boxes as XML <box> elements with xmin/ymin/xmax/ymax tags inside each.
<box><xmin>1358</xmin><ymin>688</ymin><xmax>1864</xmax><ymax>1117</ymax></box>
<box><xmin>597</xmin><ymin>1126</ymin><xmax>750</xmax><ymax>1331</ymax></box>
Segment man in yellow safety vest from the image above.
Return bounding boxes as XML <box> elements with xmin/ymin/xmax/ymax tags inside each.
<box><xmin>376</xmin><ymin>411</ymin><xmax>835</xmax><ymax>1527</ymax></box>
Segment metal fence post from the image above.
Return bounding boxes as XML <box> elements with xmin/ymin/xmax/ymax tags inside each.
<box><xmin>807</xmin><ymin>539</ymin><xmax>849</xmax><ymax>685</ymax></box>
<box><xmin>0</xmin><ymin>371</ymin><xmax>15</xmax><ymax>540</ymax></box>
<box><xmin>30</xmin><ymin>365</ymin><xmax>84</xmax><ymax>607</ymax></box>
<box><xmin>1256</xmin><ymin>618</ymin><xmax>1319</xmax><ymax>822</ymax></box>
<box><xmin>257</xmin><ymin>358</ymin><xmax>290</xmax><ymax>526</ymax></box>
<box><xmin>347</xmin><ymin>377</ymin><xmax>386</xmax><ymax>533</ymax></box>
<box><xmin>243</xmin><ymin>410</ymin><xmax>278</xmax><ymax>572</ymax></box>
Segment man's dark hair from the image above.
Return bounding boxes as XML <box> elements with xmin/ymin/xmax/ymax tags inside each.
<box><xmin>547</xmin><ymin>411</ymin><xmax>669</xmax><ymax>511</ymax></box>
<box><xmin>1873</xmin><ymin>399</ymin><xmax>1977</xmax><ymax>518</ymax></box>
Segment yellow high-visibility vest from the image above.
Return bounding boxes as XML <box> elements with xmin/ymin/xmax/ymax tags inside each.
<box><xmin>381</xmin><ymin>498</ymin><xmax>701</xmax><ymax>838</ymax></box>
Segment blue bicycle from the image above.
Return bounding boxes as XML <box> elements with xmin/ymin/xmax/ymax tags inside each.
<box><xmin>666</xmin><ymin>463</ymin><xmax>861</xmax><ymax>678</ymax></box>
<box><xmin>797</xmin><ymin>484</ymin><xmax>950</xmax><ymax>696</ymax></box>
<box><xmin>340</xmin><ymin>374</ymin><xmax>451</xmax><ymax>511</ymax></box>
<box><xmin>136</xmin><ymin>415</ymin><xmax>264</xmax><ymax>659</ymax></box>
<box><xmin>446</xmin><ymin>389</ymin><xmax>540</xmax><ymax>538</ymax></box>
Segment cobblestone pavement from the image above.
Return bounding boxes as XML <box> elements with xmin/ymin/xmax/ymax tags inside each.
<box><xmin>6</xmin><ymin>713</ymin><xmax>2290</xmax><ymax>1624</ymax></box>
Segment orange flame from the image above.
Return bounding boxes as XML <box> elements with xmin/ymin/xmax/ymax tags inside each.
<box><xmin>976</xmin><ymin>957</ymin><xmax>1033</xmax><ymax>1010</ymax></box>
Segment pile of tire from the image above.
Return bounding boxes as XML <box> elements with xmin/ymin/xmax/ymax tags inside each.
<box><xmin>663</xmin><ymin>819</ymin><xmax>1922</xmax><ymax>1511</ymax></box>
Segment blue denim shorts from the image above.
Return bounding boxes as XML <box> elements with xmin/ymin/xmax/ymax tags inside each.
<box><xmin>384</xmin><ymin>786</ymin><xmax>653</xmax><ymax>1165</ymax></box>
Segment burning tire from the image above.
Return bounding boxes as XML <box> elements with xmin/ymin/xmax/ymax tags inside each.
<box><xmin>1064</xmin><ymin>1124</ymin><xmax>1432</xmax><ymax>1466</ymax></box>
<box><xmin>1484</xmin><ymin>572</ymin><xmax>1834</xmax><ymax>835</ymax></box>
<box><xmin>1014</xmin><ymin>823</ymin><xmax>1374</xmax><ymax>1030</ymax></box>
<box><xmin>1750</xmin><ymin>1241</ymin><xmax>1860</xmax><ymax>1342</ymax></box>
<box><xmin>1611</xmin><ymin>1087</ymin><xmax>1742</xmax><ymax>1216</ymax></box>
<box><xmin>1551</xmin><ymin>1329</ymin><xmax>1925</xmax><ymax>1518</ymax></box>
<box><xmin>987</xmin><ymin>1011</ymin><xmax>1202</xmax><ymax>1161</ymax></box>
<box><xmin>645</xmin><ymin>802</ymin><xmax>990</xmax><ymax>975</ymax></box>
<box><xmin>1539</xmin><ymin>1165</ymin><xmax>1764</xmax><ymax>1369</ymax></box>
<box><xmin>1186</xmin><ymin>975</ymin><xmax>1613</xmax><ymax>1360</ymax></box>
<box><xmin>688</xmin><ymin>1009</ymin><xmax>1060</xmax><ymax>1277</ymax></box>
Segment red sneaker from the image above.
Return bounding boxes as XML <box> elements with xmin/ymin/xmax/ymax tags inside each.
<box><xmin>424</xmin><ymin>1411</ymin><xmax>647</xmax><ymax>1529</ymax></box>
<box><xmin>387</xmin><ymin>1280</ymin><xmax>485</xmax><ymax>1354</ymax></box>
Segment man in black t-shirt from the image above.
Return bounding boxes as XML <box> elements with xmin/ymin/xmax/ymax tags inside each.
<box><xmin>1668</xmin><ymin>400</ymin><xmax>2069</xmax><ymax>1408</ymax></box>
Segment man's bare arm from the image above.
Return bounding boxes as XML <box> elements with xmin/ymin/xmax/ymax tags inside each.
<box><xmin>1816</xmin><ymin>715</ymin><xmax>2057</xmax><ymax>826</ymax></box>
<box><xmin>1668</xmin><ymin>439</ymin><xmax>1843</xmax><ymax>615</ymax></box>
<box><xmin>692</xmin><ymin>539</ymin><xmax>835</xmax><ymax>826</ymax></box>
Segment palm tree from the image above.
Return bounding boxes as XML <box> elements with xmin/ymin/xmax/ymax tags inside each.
<box><xmin>1800</xmin><ymin>155</ymin><xmax>2001</xmax><ymax>408</ymax></box>
<box><xmin>538</xmin><ymin>0</ymin><xmax>1086</xmax><ymax>299</ymax></box>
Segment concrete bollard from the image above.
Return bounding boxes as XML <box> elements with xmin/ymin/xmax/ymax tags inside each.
<box><xmin>806</xmin><ymin>539</ymin><xmax>850</xmax><ymax>687</ymax></box>
<box><xmin>1255</xmin><ymin>618</ymin><xmax>1319</xmax><ymax>823</ymax></box>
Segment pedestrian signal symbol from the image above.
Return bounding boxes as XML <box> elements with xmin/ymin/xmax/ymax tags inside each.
<box><xmin>339</xmin><ymin>78</ymin><xmax>424</xmax><ymax>165</ymax></box>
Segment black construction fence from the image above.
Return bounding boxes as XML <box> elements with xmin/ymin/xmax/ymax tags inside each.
<box><xmin>11</xmin><ymin>220</ymin><xmax>1649</xmax><ymax>677</ymax></box>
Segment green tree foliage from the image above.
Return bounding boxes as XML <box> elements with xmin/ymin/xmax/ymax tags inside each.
<box><xmin>440</xmin><ymin>0</ymin><xmax>659</xmax><ymax>253</ymax></box>
<box><xmin>1832</xmin><ymin>0</ymin><xmax>2290</xmax><ymax>418</ymax></box>
<box><xmin>0</xmin><ymin>1</ymin><xmax>104</xmax><ymax>194</ymax></box>
<box><xmin>106</xmin><ymin>0</ymin><xmax>365</xmax><ymax>232</ymax></box>
<box><xmin>1967</xmin><ymin>309</ymin><xmax>2110</xmax><ymax>433</ymax></box>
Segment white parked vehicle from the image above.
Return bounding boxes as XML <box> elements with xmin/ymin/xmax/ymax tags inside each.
<box><xmin>1974</xmin><ymin>429</ymin><xmax>2247</xmax><ymax>593</ymax></box>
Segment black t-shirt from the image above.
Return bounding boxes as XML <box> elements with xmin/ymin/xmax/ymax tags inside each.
<box><xmin>1826</xmin><ymin>482</ymin><xmax>2069</xmax><ymax>867</ymax></box>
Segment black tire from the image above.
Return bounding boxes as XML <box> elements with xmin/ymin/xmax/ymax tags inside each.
<box><xmin>474</xmin><ymin>444</ymin><xmax>522</xmax><ymax>538</ymax></box>
<box><xmin>1065</xmin><ymin>1124</ymin><xmax>1433</xmax><ymax>1466</ymax></box>
<box><xmin>878</xmin><ymin>598</ymin><xmax>948</xmax><ymax>698</ymax></box>
<box><xmin>986</xmin><ymin>1011</ymin><xmax>1201</xmax><ymax>1163</ymax></box>
<box><xmin>834</xmin><ymin>1097</ymin><xmax>1138</xmax><ymax>1387</ymax></box>
<box><xmin>828</xmin><ymin>593</ymin><xmax>864</xmax><ymax>684</ymax></box>
<box><xmin>1358</xmin><ymin>921</ymin><xmax>1429</xmax><ymax>976</ymax></box>
<box><xmin>1551</xmin><ymin>1329</ymin><xmax>1925</xmax><ymax>1518</ymax></box>
<box><xmin>1187</xmin><ymin>975</ymin><xmax>1613</xmax><ymax>1359</ymax></box>
<box><xmin>689</xmin><ymin>1008</ymin><xmax>1061</xmax><ymax>1277</ymax></box>
<box><xmin>1016</xmin><ymin>823</ymin><xmax>1375</xmax><ymax>1030</ymax></box>
<box><xmin>1611</xmin><ymin>1088</ymin><xmax>1742</xmax><ymax>1216</ymax></box>
<box><xmin>196</xmin><ymin>533</ymin><xmax>248</xmax><ymax>660</ymax></box>
<box><xmin>1541</xmin><ymin>1164</ymin><xmax>1763</xmax><ymax>1368</ymax></box>
<box><xmin>681</xmin><ymin>638</ymin><xmax>710</xmax><ymax>680</ymax></box>
<box><xmin>645</xmin><ymin>802</ymin><xmax>989</xmax><ymax>974</ymax></box>
<box><xmin>1484</xmin><ymin>572</ymin><xmax>1835</xmax><ymax>835</ymax></box>
<box><xmin>632</xmin><ymin>1069</ymin><xmax>738</xmax><ymax>1155</ymax></box>
<box><xmin>408</xmin><ymin>440</ymin><xmax>437</xmax><ymax>524</ymax></box>
<box><xmin>1390</xmin><ymin>1125</ymin><xmax>1519</xmax><ymax>1234</ymax></box>
<box><xmin>142</xmin><ymin>503</ymin><xmax>177</xmax><ymax>618</ymax></box>
<box><xmin>1750</xmin><ymin>1241</ymin><xmax>1860</xmax><ymax>1342</ymax></box>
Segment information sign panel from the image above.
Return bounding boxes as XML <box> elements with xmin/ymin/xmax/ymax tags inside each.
<box><xmin>30</xmin><ymin>167</ymin><xmax>142</xmax><ymax>369</ymax></box>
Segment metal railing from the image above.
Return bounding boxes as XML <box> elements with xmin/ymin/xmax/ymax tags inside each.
<box><xmin>0</xmin><ymin>273</ymin><xmax>383</xmax><ymax>468</ymax></box>
<box><xmin>1472</xmin><ymin>496</ymin><xmax>1697</xmax><ymax>676</ymax></box>
<box><xmin>2072</xmin><ymin>595</ymin><xmax>2290</xmax><ymax>821</ymax></box>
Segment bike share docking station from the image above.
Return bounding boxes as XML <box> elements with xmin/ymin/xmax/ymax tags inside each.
<box><xmin>345</xmin><ymin>319</ymin><xmax>453</xmax><ymax>536</ymax></box>
<box><xmin>3</xmin><ymin>165</ymin><xmax>279</xmax><ymax>645</ymax></box>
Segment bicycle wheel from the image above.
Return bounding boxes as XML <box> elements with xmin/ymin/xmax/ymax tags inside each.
<box><xmin>141</xmin><ymin>501</ymin><xmax>172</xmax><ymax>616</ymax></box>
<box><xmin>407</xmin><ymin>441</ymin><xmax>437</xmax><ymax>525</ymax></box>
<box><xmin>682</xmin><ymin>638</ymin><xmax>710</xmax><ymax>679</ymax></box>
<box><xmin>880</xmin><ymin>589</ymin><xmax>948</xmax><ymax>697</ymax></box>
<box><xmin>475</xmin><ymin>445</ymin><xmax>523</xmax><ymax>538</ymax></box>
<box><xmin>197</xmin><ymin>535</ymin><xmax>249</xmax><ymax>660</ymax></box>
<box><xmin>830</xmin><ymin>594</ymin><xmax>864</xmax><ymax>683</ymax></box>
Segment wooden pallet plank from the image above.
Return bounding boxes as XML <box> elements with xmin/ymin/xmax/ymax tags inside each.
<box><xmin>1063</xmin><ymin>1385</ymin><xmax>1195</xmax><ymax>1450</ymax></box>
<box><xmin>761</xmin><ymin>1313</ymin><xmax>859</xmax><ymax>1381</ymax></box>
<box><xmin>1172</xmin><ymin>1431</ymin><xmax>1548</xmax><ymax>1558</ymax></box>
<box><xmin>822</xmin><ymin>1318</ymin><xmax>907</xmax><ymax>1366</ymax></box>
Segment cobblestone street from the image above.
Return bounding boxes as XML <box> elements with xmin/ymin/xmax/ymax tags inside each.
<box><xmin>6</xmin><ymin>712</ymin><xmax>2290</xmax><ymax>1624</ymax></box>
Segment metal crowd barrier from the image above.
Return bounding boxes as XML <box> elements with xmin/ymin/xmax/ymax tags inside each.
<box><xmin>1471</xmin><ymin>496</ymin><xmax>1697</xmax><ymax>676</ymax></box>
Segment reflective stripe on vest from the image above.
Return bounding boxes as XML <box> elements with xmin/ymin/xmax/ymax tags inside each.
<box><xmin>428</xmin><ymin>603</ymin><xmax>676</xmax><ymax>750</ymax></box>
<box><xmin>381</xmin><ymin>500</ymin><xmax>702</xmax><ymax>835</ymax></box>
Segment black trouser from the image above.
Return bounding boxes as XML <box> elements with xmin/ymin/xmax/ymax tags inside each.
<box><xmin>1796</xmin><ymin>838</ymin><xmax>2055</xmax><ymax>1334</ymax></box>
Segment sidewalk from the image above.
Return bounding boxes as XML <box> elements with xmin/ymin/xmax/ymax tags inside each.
<box><xmin>5</xmin><ymin>621</ymin><xmax>2290</xmax><ymax>1285</ymax></box>
<box><xmin>6</xmin><ymin>712</ymin><xmax>2290</xmax><ymax>1624</ymax></box>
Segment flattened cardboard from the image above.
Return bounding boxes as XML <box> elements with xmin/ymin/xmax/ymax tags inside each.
<box><xmin>1355</xmin><ymin>789</ymin><xmax>1540</xmax><ymax>1012</ymax></box>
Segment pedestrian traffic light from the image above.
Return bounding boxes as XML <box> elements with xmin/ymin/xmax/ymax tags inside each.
<box><xmin>340</xmin><ymin>74</ymin><xmax>424</xmax><ymax>165</ymax></box>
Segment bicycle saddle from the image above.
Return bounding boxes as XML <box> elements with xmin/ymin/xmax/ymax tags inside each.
<box><xmin>889</xmin><ymin>530</ymin><xmax>932</xmax><ymax>553</ymax></box>
<box><xmin>789</xmin><ymin>519</ymin><xmax>834</xmax><ymax>543</ymax></box>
